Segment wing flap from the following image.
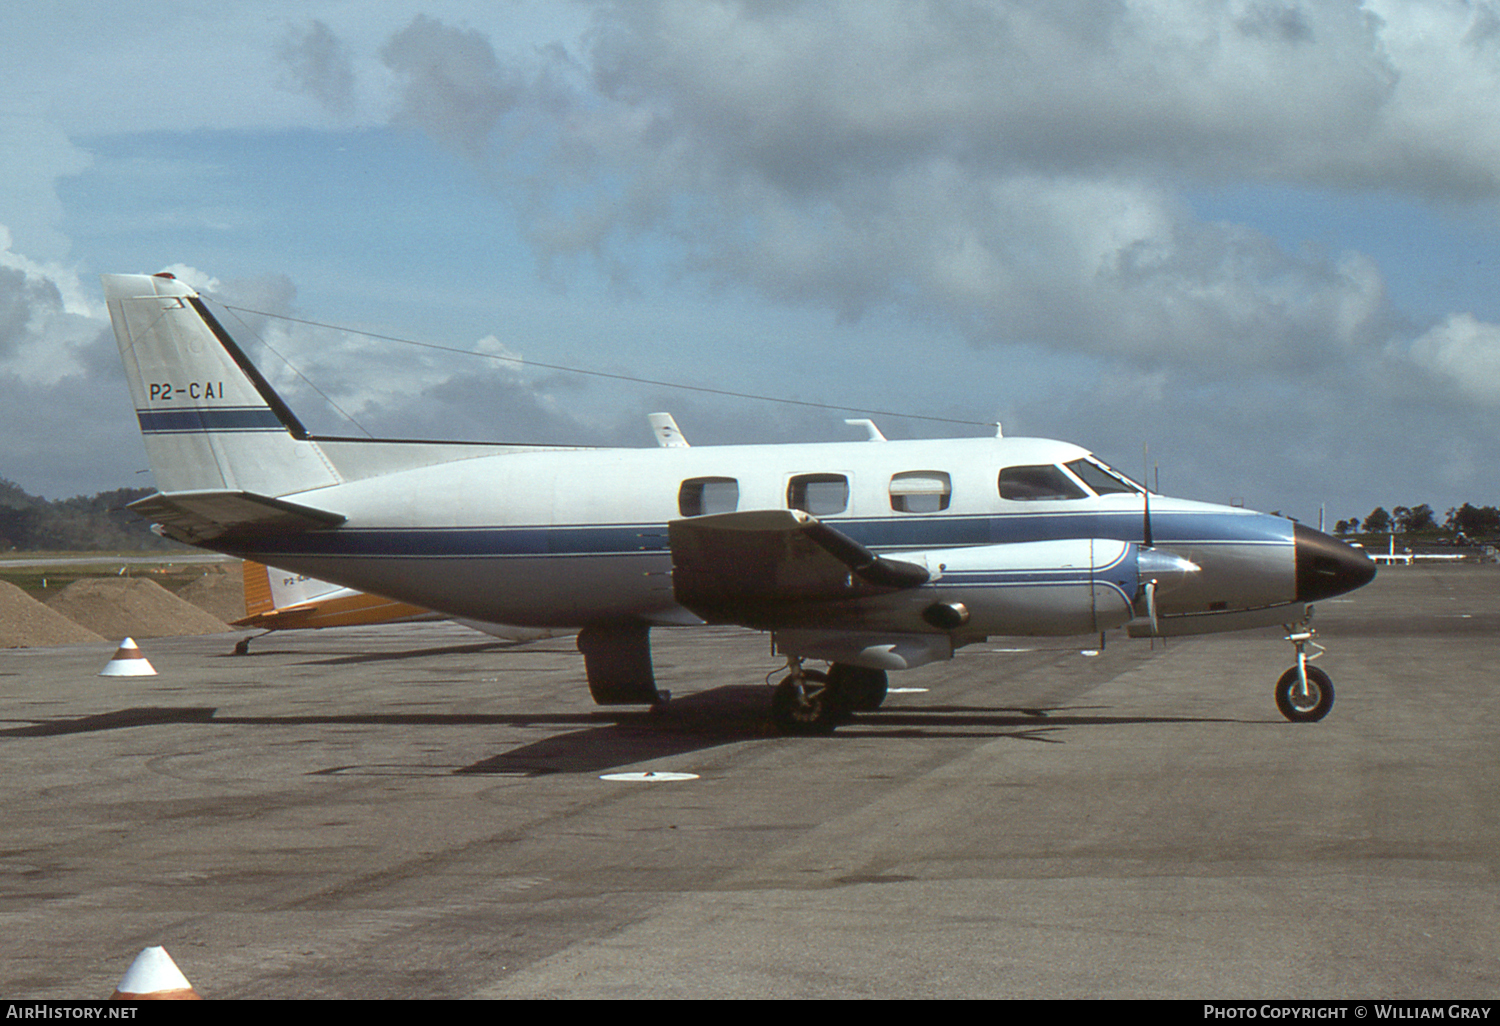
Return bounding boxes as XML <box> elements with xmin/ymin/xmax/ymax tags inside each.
<box><xmin>128</xmin><ymin>490</ymin><xmax>345</xmax><ymax>545</ymax></box>
<box><xmin>668</xmin><ymin>509</ymin><xmax>927</xmax><ymax>625</ymax></box>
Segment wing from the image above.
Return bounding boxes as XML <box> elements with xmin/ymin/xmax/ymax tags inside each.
<box><xmin>668</xmin><ymin>509</ymin><xmax>928</xmax><ymax>627</ymax></box>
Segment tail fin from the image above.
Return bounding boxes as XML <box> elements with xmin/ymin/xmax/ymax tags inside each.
<box><xmin>240</xmin><ymin>560</ymin><xmax>275</xmax><ymax>618</ymax></box>
<box><xmin>247</xmin><ymin>559</ymin><xmax>353</xmax><ymax>612</ymax></box>
<box><xmin>234</xmin><ymin>558</ymin><xmax>437</xmax><ymax>630</ymax></box>
<box><xmin>102</xmin><ymin>273</ymin><xmax>341</xmax><ymax>496</ymax></box>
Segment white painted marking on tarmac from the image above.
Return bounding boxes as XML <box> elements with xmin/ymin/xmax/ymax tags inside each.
<box><xmin>600</xmin><ymin>771</ymin><xmax>699</xmax><ymax>782</ymax></box>
<box><xmin>988</xmin><ymin>647</ymin><xmax>1034</xmax><ymax>653</ymax></box>
<box><xmin>889</xmin><ymin>687</ymin><xmax>928</xmax><ymax>694</ymax></box>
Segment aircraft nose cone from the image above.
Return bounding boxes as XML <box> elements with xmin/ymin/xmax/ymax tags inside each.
<box><xmin>1294</xmin><ymin>523</ymin><xmax>1377</xmax><ymax>601</ymax></box>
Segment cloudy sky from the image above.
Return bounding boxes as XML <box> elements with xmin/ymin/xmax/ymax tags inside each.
<box><xmin>3</xmin><ymin>0</ymin><xmax>1499</xmax><ymax>527</ymax></box>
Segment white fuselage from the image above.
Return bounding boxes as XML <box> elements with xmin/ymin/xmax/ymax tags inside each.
<box><xmin>218</xmin><ymin>434</ymin><xmax>1295</xmax><ymax>634</ymax></box>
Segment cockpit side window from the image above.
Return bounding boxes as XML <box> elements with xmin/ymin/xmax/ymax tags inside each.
<box><xmin>1064</xmin><ymin>458</ymin><xmax>1142</xmax><ymax>496</ymax></box>
<box><xmin>998</xmin><ymin>464</ymin><xmax>1088</xmax><ymax>501</ymax></box>
<box><xmin>679</xmin><ymin>477</ymin><xmax>740</xmax><ymax>517</ymax></box>
<box><xmin>788</xmin><ymin>474</ymin><xmax>849</xmax><ymax>516</ymax></box>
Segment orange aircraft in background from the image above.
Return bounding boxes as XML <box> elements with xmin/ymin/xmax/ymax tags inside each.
<box><xmin>231</xmin><ymin>561</ymin><xmax>558</xmax><ymax>653</ymax></box>
<box><xmin>236</xmin><ymin>560</ymin><xmax>439</xmax><ymax>632</ymax></box>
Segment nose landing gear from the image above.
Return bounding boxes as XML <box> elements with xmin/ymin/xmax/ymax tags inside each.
<box><xmin>1275</xmin><ymin>629</ymin><xmax>1334</xmax><ymax>722</ymax></box>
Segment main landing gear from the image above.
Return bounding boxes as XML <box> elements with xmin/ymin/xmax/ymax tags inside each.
<box><xmin>1275</xmin><ymin>628</ymin><xmax>1334</xmax><ymax>722</ymax></box>
<box><xmin>770</xmin><ymin>659</ymin><xmax>890</xmax><ymax>734</ymax></box>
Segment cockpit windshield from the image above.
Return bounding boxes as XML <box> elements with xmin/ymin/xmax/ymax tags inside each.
<box><xmin>999</xmin><ymin>465</ymin><xmax>1088</xmax><ymax>501</ymax></box>
<box><xmin>1065</xmin><ymin>458</ymin><xmax>1144</xmax><ymax>496</ymax></box>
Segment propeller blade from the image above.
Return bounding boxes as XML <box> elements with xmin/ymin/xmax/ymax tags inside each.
<box><xmin>1142</xmin><ymin>443</ymin><xmax>1154</xmax><ymax>548</ymax></box>
<box><xmin>1143</xmin><ymin>485</ymin><xmax>1153</xmax><ymax>548</ymax></box>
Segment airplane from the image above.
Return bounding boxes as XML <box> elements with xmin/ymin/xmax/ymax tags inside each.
<box><xmin>102</xmin><ymin>271</ymin><xmax>1376</xmax><ymax>733</ymax></box>
<box><xmin>236</xmin><ymin>558</ymin><xmax>440</xmax><ymax>634</ymax></box>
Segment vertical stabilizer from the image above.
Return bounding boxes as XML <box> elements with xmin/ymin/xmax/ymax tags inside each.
<box><xmin>257</xmin><ymin>560</ymin><xmax>352</xmax><ymax>610</ymax></box>
<box><xmin>103</xmin><ymin>273</ymin><xmax>341</xmax><ymax>496</ymax></box>
<box><xmin>241</xmin><ymin>560</ymin><xmax>275</xmax><ymax>618</ymax></box>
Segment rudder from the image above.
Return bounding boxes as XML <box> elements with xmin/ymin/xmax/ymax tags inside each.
<box><xmin>102</xmin><ymin>272</ymin><xmax>341</xmax><ymax>496</ymax></box>
<box><xmin>240</xmin><ymin>560</ymin><xmax>274</xmax><ymax>618</ymax></box>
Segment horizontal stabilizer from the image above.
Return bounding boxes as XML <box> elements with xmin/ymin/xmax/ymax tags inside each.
<box><xmin>128</xmin><ymin>490</ymin><xmax>345</xmax><ymax>545</ymax></box>
<box><xmin>669</xmin><ymin>509</ymin><xmax>927</xmax><ymax>625</ymax></box>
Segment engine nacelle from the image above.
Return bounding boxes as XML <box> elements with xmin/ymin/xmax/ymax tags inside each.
<box><xmin>900</xmin><ymin>538</ymin><xmax>1150</xmax><ymax>636</ymax></box>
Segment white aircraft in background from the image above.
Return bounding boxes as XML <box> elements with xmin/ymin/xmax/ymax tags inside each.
<box><xmin>103</xmin><ymin>272</ymin><xmax>1375</xmax><ymax>732</ymax></box>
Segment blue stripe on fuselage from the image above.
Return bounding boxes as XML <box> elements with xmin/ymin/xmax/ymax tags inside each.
<box><xmin>846</xmin><ymin>509</ymin><xmax>1291</xmax><ymax>550</ymax></box>
<box><xmin>224</xmin><ymin>509</ymin><xmax>1286</xmax><ymax>562</ymax></box>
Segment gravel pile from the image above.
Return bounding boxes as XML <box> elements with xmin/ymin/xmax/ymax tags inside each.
<box><xmin>0</xmin><ymin>580</ymin><xmax>108</xmax><ymax>648</ymax></box>
<box><xmin>45</xmin><ymin>577</ymin><xmax>232</xmax><ymax>640</ymax></box>
<box><xmin>175</xmin><ymin>564</ymin><xmax>246</xmax><ymax>624</ymax></box>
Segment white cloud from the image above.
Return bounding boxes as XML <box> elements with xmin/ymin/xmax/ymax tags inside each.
<box><xmin>1410</xmin><ymin>312</ymin><xmax>1500</xmax><ymax>405</ymax></box>
<box><xmin>158</xmin><ymin>265</ymin><xmax>223</xmax><ymax>295</ymax></box>
<box><xmin>1363</xmin><ymin>0</ymin><xmax>1500</xmax><ymax>198</ymax></box>
<box><xmin>357</xmin><ymin>5</ymin><xmax>1429</xmax><ymax>372</ymax></box>
<box><xmin>0</xmin><ymin>117</ymin><xmax>93</xmax><ymax>262</ymax></box>
<box><xmin>0</xmin><ymin>226</ymin><xmax>106</xmax><ymax>383</ymax></box>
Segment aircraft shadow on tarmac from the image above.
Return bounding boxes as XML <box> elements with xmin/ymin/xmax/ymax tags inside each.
<box><xmin>0</xmin><ymin>687</ymin><xmax>1237</xmax><ymax>775</ymax></box>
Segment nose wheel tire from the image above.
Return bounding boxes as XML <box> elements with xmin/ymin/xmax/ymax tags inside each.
<box><xmin>1275</xmin><ymin>665</ymin><xmax>1334</xmax><ymax>722</ymax></box>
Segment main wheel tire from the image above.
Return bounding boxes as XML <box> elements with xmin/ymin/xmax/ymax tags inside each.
<box><xmin>771</xmin><ymin>670</ymin><xmax>841</xmax><ymax>734</ymax></box>
<box><xmin>1275</xmin><ymin>665</ymin><xmax>1334</xmax><ymax>722</ymax></box>
<box><xmin>828</xmin><ymin>663</ymin><xmax>889</xmax><ymax>712</ymax></box>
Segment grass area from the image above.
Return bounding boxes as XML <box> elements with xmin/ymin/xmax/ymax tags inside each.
<box><xmin>0</xmin><ymin>552</ymin><xmax>234</xmax><ymax>600</ymax></box>
<box><xmin>0</xmin><ymin>548</ymin><xmax>212</xmax><ymax>563</ymax></box>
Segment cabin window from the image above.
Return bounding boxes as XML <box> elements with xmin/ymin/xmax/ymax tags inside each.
<box><xmin>678</xmin><ymin>477</ymin><xmax>740</xmax><ymax>517</ymax></box>
<box><xmin>788</xmin><ymin>474</ymin><xmax>849</xmax><ymax>516</ymax></box>
<box><xmin>890</xmin><ymin>471</ymin><xmax>951</xmax><ymax>513</ymax></box>
<box><xmin>1064</xmin><ymin>458</ymin><xmax>1141</xmax><ymax>496</ymax></box>
<box><xmin>998</xmin><ymin>464</ymin><xmax>1088</xmax><ymax>501</ymax></box>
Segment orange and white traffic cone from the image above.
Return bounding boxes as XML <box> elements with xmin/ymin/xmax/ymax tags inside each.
<box><xmin>111</xmin><ymin>945</ymin><xmax>201</xmax><ymax>999</ymax></box>
<box><xmin>99</xmin><ymin>638</ymin><xmax>156</xmax><ymax>677</ymax></box>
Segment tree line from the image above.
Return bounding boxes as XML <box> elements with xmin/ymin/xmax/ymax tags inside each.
<box><xmin>0</xmin><ymin>478</ymin><xmax>180</xmax><ymax>552</ymax></box>
<box><xmin>1333</xmin><ymin>503</ymin><xmax>1500</xmax><ymax>542</ymax></box>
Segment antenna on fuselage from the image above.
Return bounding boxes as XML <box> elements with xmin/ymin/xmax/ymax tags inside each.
<box><xmin>843</xmin><ymin>418</ymin><xmax>887</xmax><ymax>441</ymax></box>
<box><xmin>648</xmin><ymin>412</ymin><xmax>690</xmax><ymax>448</ymax></box>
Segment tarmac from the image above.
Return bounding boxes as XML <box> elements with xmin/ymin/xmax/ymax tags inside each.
<box><xmin>1</xmin><ymin>563</ymin><xmax>1497</xmax><ymax>999</ymax></box>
